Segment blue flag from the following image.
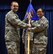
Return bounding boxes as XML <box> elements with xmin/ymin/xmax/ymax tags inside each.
<box><xmin>24</xmin><ymin>3</ymin><xmax>39</xmax><ymax>21</ymax></box>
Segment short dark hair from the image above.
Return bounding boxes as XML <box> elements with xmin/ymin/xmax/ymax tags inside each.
<box><xmin>37</xmin><ymin>8</ymin><xmax>44</xmax><ymax>12</ymax></box>
<box><xmin>11</xmin><ymin>1</ymin><xmax>18</xmax><ymax>6</ymax></box>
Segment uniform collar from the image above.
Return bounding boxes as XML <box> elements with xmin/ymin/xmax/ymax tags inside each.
<box><xmin>11</xmin><ymin>10</ymin><xmax>16</xmax><ymax>14</ymax></box>
<box><xmin>40</xmin><ymin>16</ymin><xmax>45</xmax><ymax>20</ymax></box>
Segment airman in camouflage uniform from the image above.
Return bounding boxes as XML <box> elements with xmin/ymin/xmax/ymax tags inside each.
<box><xmin>30</xmin><ymin>8</ymin><xmax>49</xmax><ymax>54</ymax></box>
<box><xmin>5</xmin><ymin>1</ymin><xmax>31</xmax><ymax>54</ymax></box>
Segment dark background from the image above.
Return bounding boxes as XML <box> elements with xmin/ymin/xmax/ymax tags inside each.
<box><xmin>0</xmin><ymin>0</ymin><xmax>53</xmax><ymax>54</ymax></box>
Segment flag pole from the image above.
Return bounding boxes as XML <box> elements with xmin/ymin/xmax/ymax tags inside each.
<box><xmin>28</xmin><ymin>12</ymin><xmax>31</xmax><ymax>54</ymax></box>
<box><xmin>28</xmin><ymin>1</ymin><xmax>32</xmax><ymax>54</ymax></box>
<box><xmin>28</xmin><ymin>19</ymin><xmax>31</xmax><ymax>54</ymax></box>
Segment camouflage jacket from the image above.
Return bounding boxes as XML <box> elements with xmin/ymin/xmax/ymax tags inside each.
<box><xmin>31</xmin><ymin>16</ymin><xmax>49</xmax><ymax>45</ymax></box>
<box><xmin>5</xmin><ymin>10</ymin><xmax>28</xmax><ymax>41</ymax></box>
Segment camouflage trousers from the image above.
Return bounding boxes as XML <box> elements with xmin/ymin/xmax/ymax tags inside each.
<box><xmin>24</xmin><ymin>40</ymin><xmax>47</xmax><ymax>54</ymax></box>
<box><xmin>32</xmin><ymin>43</ymin><xmax>47</xmax><ymax>54</ymax></box>
<box><xmin>5</xmin><ymin>41</ymin><xmax>20</xmax><ymax>54</ymax></box>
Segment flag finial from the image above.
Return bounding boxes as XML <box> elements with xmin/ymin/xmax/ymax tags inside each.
<box><xmin>30</xmin><ymin>0</ymin><xmax>32</xmax><ymax>3</ymax></box>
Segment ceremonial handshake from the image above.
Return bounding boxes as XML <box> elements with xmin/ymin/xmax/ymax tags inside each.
<box><xmin>5</xmin><ymin>1</ymin><xmax>49</xmax><ymax>54</ymax></box>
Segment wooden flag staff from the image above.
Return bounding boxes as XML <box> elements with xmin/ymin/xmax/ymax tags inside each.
<box><xmin>28</xmin><ymin>12</ymin><xmax>31</xmax><ymax>54</ymax></box>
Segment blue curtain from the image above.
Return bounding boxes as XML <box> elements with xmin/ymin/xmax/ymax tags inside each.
<box><xmin>0</xmin><ymin>10</ymin><xmax>8</xmax><ymax>54</ymax></box>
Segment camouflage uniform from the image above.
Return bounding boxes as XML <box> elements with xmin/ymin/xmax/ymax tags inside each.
<box><xmin>5</xmin><ymin>10</ymin><xmax>28</xmax><ymax>54</ymax></box>
<box><xmin>31</xmin><ymin>16</ymin><xmax>49</xmax><ymax>54</ymax></box>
